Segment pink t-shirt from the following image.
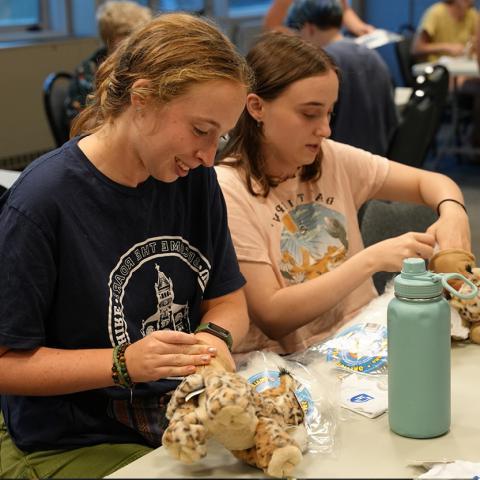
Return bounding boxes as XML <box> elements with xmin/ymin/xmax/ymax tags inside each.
<box><xmin>216</xmin><ymin>139</ymin><xmax>389</xmax><ymax>354</ymax></box>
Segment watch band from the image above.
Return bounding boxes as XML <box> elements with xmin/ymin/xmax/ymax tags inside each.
<box><xmin>194</xmin><ymin>322</ymin><xmax>233</xmax><ymax>351</ymax></box>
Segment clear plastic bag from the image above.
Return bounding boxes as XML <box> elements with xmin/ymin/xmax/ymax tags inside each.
<box><xmin>293</xmin><ymin>322</ymin><xmax>388</xmax><ymax>376</ymax></box>
<box><xmin>236</xmin><ymin>350</ymin><xmax>339</xmax><ymax>454</ymax></box>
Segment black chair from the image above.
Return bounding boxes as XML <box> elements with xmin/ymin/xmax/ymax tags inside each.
<box><xmin>395</xmin><ymin>33</ymin><xmax>416</xmax><ymax>88</ymax></box>
<box><xmin>360</xmin><ymin>200</ymin><xmax>438</xmax><ymax>294</ymax></box>
<box><xmin>387</xmin><ymin>65</ymin><xmax>449</xmax><ymax>168</ymax></box>
<box><xmin>43</xmin><ymin>72</ymin><xmax>73</xmax><ymax>148</ymax></box>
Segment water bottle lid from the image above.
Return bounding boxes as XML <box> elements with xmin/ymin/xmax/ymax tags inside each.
<box><xmin>394</xmin><ymin>258</ymin><xmax>443</xmax><ymax>299</ymax></box>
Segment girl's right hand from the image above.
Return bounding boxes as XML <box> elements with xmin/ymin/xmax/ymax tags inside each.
<box><xmin>365</xmin><ymin>231</ymin><xmax>435</xmax><ymax>273</ymax></box>
<box><xmin>124</xmin><ymin>330</ymin><xmax>217</xmax><ymax>382</ymax></box>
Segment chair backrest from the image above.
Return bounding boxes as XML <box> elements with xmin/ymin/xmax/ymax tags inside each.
<box><xmin>395</xmin><ymin>33</ymin><xmax>416</xmax><ymax>88</ymax></box>
<box><xmin>387</xmin><ymin>65</ymin><xmax>449</xmax><ymax>168</ymax></box>
<box><xmin>43</xmin><ymin>72</ymin><xmax>73</xmax><ymax>148</ymax></box>
<box><xmin>360</xmin><ymin>200</ymin><xmax>438</xmax><ymax>294</ymax></box>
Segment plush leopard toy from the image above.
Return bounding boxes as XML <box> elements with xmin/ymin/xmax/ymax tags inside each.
<box><xmin>449</xmin><ymin>266</ymin><xmax>480</xmax><ymax>344</ymax></box>
<box><xmin>429</xmin><ymin>249</ymin><xmax>480</xmax><ymax>344</ymax></box>
<box><xmin>162</xmin><ymin>358</ymin><xmax>306</xmax><ymax>478</ymax></box>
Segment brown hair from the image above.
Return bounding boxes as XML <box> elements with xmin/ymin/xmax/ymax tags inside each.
<box><xmin>220</xmin><ymin>31</ymin><xmax>338</xmax><ymax>197</ymax></box>
<box><xmin>71</xmin><ymin>13</ymin><xmax>253</xmax><ymax>137</ymax></box>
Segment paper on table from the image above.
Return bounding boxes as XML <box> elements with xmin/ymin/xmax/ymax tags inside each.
<box><xmin>416</xmin><ymin>460</ymin><xmax>480</xmax><ymax>479</ymax></box>
<box><xmin>354</xmin><ymin>29</ymin><xmax>403</xmax><ymax>49</ymax></box>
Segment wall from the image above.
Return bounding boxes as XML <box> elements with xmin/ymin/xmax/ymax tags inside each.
<box><xmin>0</xmin><ymin>37</ymin><xmax>98</xmax><ymax>168</ymax></box>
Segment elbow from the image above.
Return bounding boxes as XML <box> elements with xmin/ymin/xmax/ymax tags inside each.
<box><xmin>251</xmin><ymin>312</ymin><xmax>293</xmax><ymax>341</ymax></box>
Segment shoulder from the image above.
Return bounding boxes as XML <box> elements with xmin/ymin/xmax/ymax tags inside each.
<box><xmin>215</xmin><ymin>161</ymin><xmax>245</xmax><ymax>188</ymax></box>
<box><xmin>322</xmin><ymin>139</ymin><xmax>387</xmax><ymax>167</ymax></box>
<box><xmin>423</xmin><ymin>3</ymin><xmax>444</xmax><ymax>21</ymax></box>
<box><xmin>5</xmin><ymin>138</ymin><xmax>85</xmax><ymax>215</ymax></box>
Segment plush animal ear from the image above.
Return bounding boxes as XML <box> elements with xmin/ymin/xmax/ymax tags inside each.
<box><xmin>165</xmin><ymin>374</ymin><xmax>204</xmax><ymax>419</ymax></box>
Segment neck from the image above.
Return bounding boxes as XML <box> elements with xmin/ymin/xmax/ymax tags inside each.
<box><xmin>316</xmin><ymin>27</ymin><xmax>343</xmax><ymax>47</ymax></box>
<box><xmin>263</xmin><ymin>149</ymin><xmax>300</xmax><ymax>182</ymax></box>
<box><xmin>447</xmin><ymin>3</ymin><xmax>466</xmax><ymax>21</ymax></box>
<box><xmin>78</xmin><ymin>116</ymin><xmax>148</xmax><ymax>187</ymax></box>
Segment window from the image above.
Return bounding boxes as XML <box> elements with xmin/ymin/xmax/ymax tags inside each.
<box><xmin>0</xmin><ymin>0</ymin><xmax>42</xmax><ymax>30</ymax></box>
<box><xmin>139</xmin><ymin>0</ymin><xmax>205</xmax><ymax>14</ymax></box>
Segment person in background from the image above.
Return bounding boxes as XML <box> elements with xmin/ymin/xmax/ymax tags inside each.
<box><xmin>0</xmin><ymin>13</ymin><xmax>251</xmax><ymax>479</ymax></box>
<box><xmin>64</xmin><ymin>0</ymin><xmax>152</xmax><ymax>124</ymax></box>
<box><xmin>411</xmin><ymin>0</ymin><xmax>477</xmax><ymax>62</ymax></box>
<box><xmin>286</xmin><ymin>0</ymin><xmax>397</xmax><ymax>155</ymax></box>
<box><xmin>263</xmin><ymin>0</ymin><xmax>374</xmax><ymax>35</ymax></box>
<box><xmin>413</xmin><ymin>0</ymin><xmax>479</xmax><ymax>149</ymax></box>
<box><xmin>216</xmin><ymin>32</ymin><xmax>471</xmax><ymax>356</ymax></box>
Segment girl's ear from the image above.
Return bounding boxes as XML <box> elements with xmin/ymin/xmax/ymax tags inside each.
<box><xmin>246</xmin><ymin>93</ymin><xmax>265</xmax><ymax>122</ymax></box>
<box><xmin>130</xmin><ymin>78</ymin><xmax>151</xmax><ymax>109</ymax></box>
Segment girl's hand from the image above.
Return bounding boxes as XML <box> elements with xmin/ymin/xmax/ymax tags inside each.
<box><xmin>365</xmin><ymin>231</ymin><xmax>436</xmax><ymax>272</ymax></box>
<box><xmin>125</xmin><ymin>330</ymin><xmax>217</xmax><ymax>382</ymax></box>
<box><xmin>426</xmin><ymin>207</ymin><xmax>471</xmax><ymax>252</ymax></box>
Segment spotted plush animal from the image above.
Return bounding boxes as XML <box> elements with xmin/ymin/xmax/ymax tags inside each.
<box><xmin>162</xmin><ymin>361</ymin><xmax>306</xmax><ymax>478</ymax></box>
<box><xmin>450</xmin><ymin>267</ymin><xmax>480</xmax><ymax>344</ymax></box>
<box><xmin>231</xmin><ymin>369</ymin><xmax>306</xmax><ymax>478</ymax></box>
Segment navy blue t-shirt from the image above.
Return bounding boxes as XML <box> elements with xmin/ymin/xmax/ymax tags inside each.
<box><xmin>0</xmin><ymin>136</ymin><xmax>245</xmax><ymax>451</ymax></box>
<box><xmin>325</xmin><ymin>39</ymin><xmax>398</xmax><ymax>156</ymax></box>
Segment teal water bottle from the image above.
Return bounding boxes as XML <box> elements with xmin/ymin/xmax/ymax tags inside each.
<box><xmin>387</xmin><ymin>258</ymin><xmax>478</xmax><ymax>438</ymax></box>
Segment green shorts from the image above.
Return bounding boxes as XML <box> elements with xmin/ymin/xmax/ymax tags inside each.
<box><xmin>0</xmin><ymin>412</ymin><xmax>153</xmax><ymax>479</ymax></box>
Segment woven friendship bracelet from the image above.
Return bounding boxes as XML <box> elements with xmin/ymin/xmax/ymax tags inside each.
<box><xmin>112</xmin><ymin>343</ymin><xmax>134</xmax><ymax>389</ymax></box>
<box><xmin>436</xmin><ymin>198</ymin><xmax>467</xmax><ymax>216</ymax></box>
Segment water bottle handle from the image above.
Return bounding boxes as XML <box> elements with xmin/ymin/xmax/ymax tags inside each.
<box><xmin>440</xmin><ymin>273</ymin><xmax>478</xmax><ymax>300</ymax></box>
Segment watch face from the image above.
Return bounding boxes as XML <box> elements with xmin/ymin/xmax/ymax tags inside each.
<box><xmin>207</xmin><ymin>322</ymin><xmax>229</xmax><ymax>336</ymax></box>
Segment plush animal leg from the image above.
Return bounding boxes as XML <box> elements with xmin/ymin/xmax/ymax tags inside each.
<box><xmin>470</xmin><ymin>322</ymin><xmax>480</xmax><ymax>344</ymax></box>
<box><xmin>162</xmin><ymin>402</ymin><xmax>208</xmax><ymax>464</ymax></box>
<box><xmin>232</xmin><ymin>418</ymin><xmax>302</xmax><ymax>478</ymax></box>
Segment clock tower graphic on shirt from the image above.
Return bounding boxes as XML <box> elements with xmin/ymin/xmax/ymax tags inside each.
<box><xmin>140</xmin><ymin>263</ymin><xmax>191</xmax><ymax>336</ymax></box>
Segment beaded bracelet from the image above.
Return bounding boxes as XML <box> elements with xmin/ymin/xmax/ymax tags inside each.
<box><xmin>112</xmin><ymin>343</ymin><xmax>134</xmax><ymax>389</ymax></box>
<box><xmin>436</xmin><ymin>198</ymin><xmax>467</xmax><ymax>216</ymax></box>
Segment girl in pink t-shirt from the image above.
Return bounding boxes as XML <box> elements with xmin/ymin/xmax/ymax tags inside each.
<box><xmin>216</xmin><ymin>31</ymin><xmax>471</xmax><ymax>354</ymax></box>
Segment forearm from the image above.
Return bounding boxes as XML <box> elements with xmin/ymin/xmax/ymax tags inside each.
<box><xmin>254</xmin><ymin>251</ymin><xmax>375</xmax><ymax>338</ymax></box>
<box><xmin>263</xmin><ymin>0</ymin><xmax>292</xmax><ymax>30</ymax></box>
<box><xmin>0</xmin><ymin>346</ymin><xmax>113</xmax><ymax>396</ymax></box>
<box><xmin>199</xmin><ymin>289</ymin><xmax>249</xmax><ymax>350</ymax></box>
<box><xmin>417</xmin><ymin>171</ymin><xmax>465</xmax><ymax>209</ymax></box>
<box><xmin>342</xmin><ymin>8</ymin><xmax>372</xmax><ymax>36</ymax></box>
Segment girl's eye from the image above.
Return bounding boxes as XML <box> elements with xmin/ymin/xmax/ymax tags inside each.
<box><xmin>194</xmin><ymin>127</ymin><xmax>208</xmax><ymax>136</ymax></box>
<box><xmin>303</xmin><ymin>113</ymin><xmax>318</xmax><ymax>119</ymax></box>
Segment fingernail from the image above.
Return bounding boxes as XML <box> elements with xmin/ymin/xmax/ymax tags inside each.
<box><xmin>201</xmin><ymin>355</ymin><xmax>210</xmax><ymax>362</ymax></box>
<box><xmin>188</xmin><ymin>365</ymin><xmax>196</xmax><ymax>372</ymax></box>
<box><xmin>207</xmin><ymin>347</ymin><xmax>217</xmax><ymax>353</ymax></box>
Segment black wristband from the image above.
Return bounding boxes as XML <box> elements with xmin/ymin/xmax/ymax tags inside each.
<box><xmin>436</xmin><ymin>199</ymin><xmax>467</xmax><ymax>216</ymax></box>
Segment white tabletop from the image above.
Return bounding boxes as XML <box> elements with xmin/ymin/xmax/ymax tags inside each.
<box><xmin>413</xmin><ymin>56</ymin><xmax>479</xmax><ymax>78</ymax></box>
<box><xmin>0</xmin><ymin>168</ymin><xmax>20</xmax><ymax>189</ymax></box>
<box><xmin>107</xmin><ymin>343</ymin><xmax>480</xmax><ymax>479</ymax></box>
<box><xmin>394</xmin><ymin>86</ymin><xmax>413</xmax><ymax>110</ymax></box>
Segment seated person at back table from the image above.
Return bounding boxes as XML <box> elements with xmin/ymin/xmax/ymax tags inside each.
<box><xmin>264</xmin><ymin>0</ymin><xmax>374</xmax><ymax>36</ymax></box>
<box><xmin>286</xmin><ymin>0</ymin><xmax>398</xmax><ymax>156</ymax></box>
<box><xmin>413</xmin><ymin>0</ymin><xmax>480</xmax><ymax>149</ymax></box>
<box><xmin>64</xmin><ymin>0</ymin><xmax>152</xmax><ymax>125</ymax></box>
<box><xmin>412</xmin><ymin>0</ymin><xmax>477</xmax><ymax>62</ymax></box>
<box><xmin>216</xmin><ymin>32</ymin><xmax>471</xmax><ymax>356</ymax></box>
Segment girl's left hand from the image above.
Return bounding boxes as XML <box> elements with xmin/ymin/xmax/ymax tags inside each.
<box><xmin>426</xmin><ymin>208</ymin><xmax>471</xmax><ymax>252</ymax></box>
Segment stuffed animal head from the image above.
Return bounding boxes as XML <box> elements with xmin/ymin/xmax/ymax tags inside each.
<box><xmin>429</xmin><ymin>249</ymin><xmax>480</xmax><ymax>344</ymax></box>
<box><xmin>449</xmin><ymin>267</ymin><xmax>480</xmax><ymax>343</ymax></box>
<box><xmin>162</xmin><ymin>363</ymin><xmax>306</xmax><ymax>478</ymax></box>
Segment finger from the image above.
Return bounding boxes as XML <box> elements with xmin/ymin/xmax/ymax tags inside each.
<box><xmin>158</xmin><ymin>365</ymin><xmax>198</xmax><ymax>379</ymax></box>
<box><xmin>158</xmin><ymin>353</ymin><xmax>213</xmax><ymax>368</ymax></box>
<box><xmin>411</xmin><ymin>232</ymin><xmax>436</xmax><ymax>246</ymax></box>
<box><xmin>149</xmin><ymin>330</ymin><xmax>197</xmax><ymax>344</ymax></box>
<box><xmin>415</xmin><ymin>242</ymin><xmax>434</xmax><ymax>259</ymax></box>
<box><xmin>174</xmin><ymin>344</ymin><xmax>217</xmax><ymax>356</ymax></box>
